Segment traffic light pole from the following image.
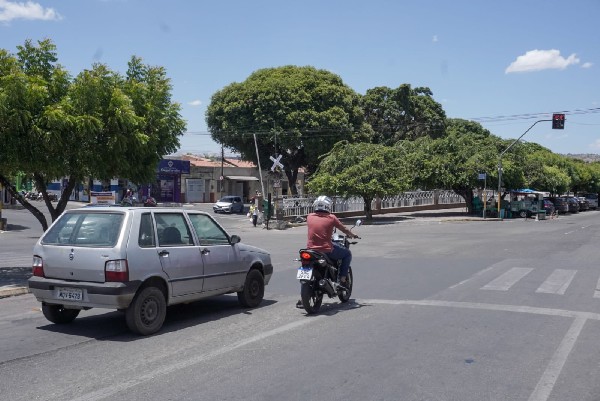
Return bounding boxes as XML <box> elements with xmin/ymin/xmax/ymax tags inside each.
<box><xmin>497</xmin><ymin>119</ymin><xmax>550</xmax><ymax>219</ymax></box>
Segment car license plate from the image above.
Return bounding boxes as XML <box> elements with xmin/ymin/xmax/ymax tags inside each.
<box><xmin>296</xmin><ymin>267</ymin><xmax>313</xmax><ymax>280</ymax></box>
<box><xmin>56</xmin><ymin>287</ymin><xmax>83</xmax><ymax>301</ymax></box>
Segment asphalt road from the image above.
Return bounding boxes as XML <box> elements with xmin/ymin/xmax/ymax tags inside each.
<box><xmin>1</xmin><ymin>204</ymin><xmax>600</xmax><ymax>400</ymax></box>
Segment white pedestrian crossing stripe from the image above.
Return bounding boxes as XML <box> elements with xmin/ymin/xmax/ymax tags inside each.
<box><xmin>481</xmin><ymin>267</ymin><xmax>533</xmax><ymax>291</ymax></box>
<box><xmin>594</xmin><ymin>277</ymin><xmax>600</xmax><ymax>298</ymax></box>
<box><xmin>536</xmin><ymin>269</ymin><xmax>577</xmax><ymax>295</ymax></box>
<box><xmin>478</xmin><ymin>267</ymin><xmax>599</xmax><ymax>298</ymax></box>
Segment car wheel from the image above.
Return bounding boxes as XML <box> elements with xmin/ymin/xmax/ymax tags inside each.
<box><xmin>518</xmin><ymin>210</ymin><xmax>528</xmax><ymax>218</ymax></box>
<box><xmin>42</xmin><ymin>303</ymin><xmax>80</xmax><ymax>324</ymax></box>
<box><xmin>125</xmin><ymin>286</ymin><xmax>167</xmax><ymax>336</ymax></box>
<box><xmin>237</xmin><ymin>269</ymin><xmax>264</xmax><ymax>308</ymax></box>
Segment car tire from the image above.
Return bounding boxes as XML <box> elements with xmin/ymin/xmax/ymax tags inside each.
<box><xmin>237</xmin><ymin>269</ymin><xmax>264</xmax><ymax>308</ymax></box>
<box><xmin>42</xmin><ymin>303</ymin><xmax>80</xmax><ymax>324</ymax></box>
<box><xmin>125</xmin><ymin>286</ymin><xmax>167</xmax><ymax>336</ymax></box>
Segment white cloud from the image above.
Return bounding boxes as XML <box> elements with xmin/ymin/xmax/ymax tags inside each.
<box><xmin>582</xmin><ymin>62</ymin><xmax>593</xmax><ymax>69</ymax></box>
<box><xmin>432</xmin><ymin>35</ymin><xmax>438</xmax><ymax>43</ymax></box>
<box><xmin>0</xmin><ymin>0</ymin><xmax>61</xmax><ymax>22</ymax></box>
<box><xmin>188</xmin><ymin>100</ymin><xmax>202</xmax><ymax>107</ymax></box>
<box><xmin>590</xmin><ymin>139</ymin><xmax>600</xmax><ymax>150</ymax></box>
<box><xmin>505</xmin><ymin>49</ymin><xmax>580</xmax><ymax>73</ymax></box>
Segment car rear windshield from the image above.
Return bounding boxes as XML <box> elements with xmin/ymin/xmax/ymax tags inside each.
<box><xmin>41</xmin><ymin>212</ymin><xmax>124</xmax><ymax>247</ymax></box>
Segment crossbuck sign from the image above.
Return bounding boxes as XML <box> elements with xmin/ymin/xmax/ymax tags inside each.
<box><xmin>270</xmin><ymin>154</ymin><xmax>284</xmax><ymax>172</ymax></box>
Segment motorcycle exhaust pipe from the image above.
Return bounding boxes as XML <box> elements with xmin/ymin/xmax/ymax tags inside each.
<box><xmin>318</xmin><ymin>279</ymin><xmax>336</xmax><ymax>297</ymax></box>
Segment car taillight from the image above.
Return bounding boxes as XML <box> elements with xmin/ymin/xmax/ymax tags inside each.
<box><xmin>32</xmin><ymin>256</ymin><xmax>44</xmax><ymax>277</ymax></box>
<box><xmin>105</xmin><ymin>259</ymin><xmax>129</xmax><ymax>282</ymax></box>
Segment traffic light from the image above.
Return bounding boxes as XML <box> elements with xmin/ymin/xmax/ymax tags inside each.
<box><xmin>552</xmin><ymin>113</ymin><xmax>565</xmax><ymax>129</ymax></box>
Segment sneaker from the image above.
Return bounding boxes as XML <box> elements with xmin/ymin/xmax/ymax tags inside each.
<box><xmin>338</xmin><ymin>277</ymin><xmax>349</xmax><ymax>290</ymax></box>
<box><xmin>296</xmin><ymin>300</ymin><xmax>303</xmax><ymax>308</ymax></box>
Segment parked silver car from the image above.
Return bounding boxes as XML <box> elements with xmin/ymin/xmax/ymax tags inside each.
<box><xmin>28</xmin><ymin>207</ymin><xmax>273</xmax><ymax>335</ymax></box>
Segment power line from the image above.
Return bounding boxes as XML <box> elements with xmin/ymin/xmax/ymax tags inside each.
<box><xmin>183</xmin><ymin>107</ymin><xmax>600</xmax><ymax>136</ymax></box>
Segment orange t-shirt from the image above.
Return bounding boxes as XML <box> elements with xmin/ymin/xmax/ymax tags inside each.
<box><xmin>306</xmin><ymin>212</ymin><xmax>345</xmax><ymax>253</ymax></box>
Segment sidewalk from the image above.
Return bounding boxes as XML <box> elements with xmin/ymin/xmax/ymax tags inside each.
<box><xmin>0</xmin><ymin>267</ymin><xmax>31</xmax><ymax>298</ymax></box>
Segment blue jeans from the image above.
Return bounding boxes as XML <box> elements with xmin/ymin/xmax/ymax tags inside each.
<box><xmin>326</xmin><ymin>242</ymin><xmax>352</xmax><ymax>280</ymax></box>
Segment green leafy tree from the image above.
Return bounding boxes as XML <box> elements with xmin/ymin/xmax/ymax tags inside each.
<box><xmin>306</xmin><ymin>141</ymin><xmax>409</xmax><ymax>219</ymax></box>
<box><xmin>522</xmin><ymin>145</ymin><xmax>572</xmax><ymax>194</ymax></box>
<box><xmin>397</xmin><ymin>119</ymin><xmax>523</xmax><ymax>213</ymax></box>
<box><xmin>206</xmin><ymin>66</ymin><xmax>370</xmax><ymax>194</ymax></box>
<box><xmin>361</xmin><ymin>84</ymin><xmax>446</xmax><ymax>146</ymax></box>
<box><xmin>0</xmin><ymin>40</ymin><xmax>185</xmax><ymax>230</ymax></box>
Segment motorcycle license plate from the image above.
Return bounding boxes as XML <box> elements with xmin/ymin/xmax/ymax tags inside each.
<box><xmin>296</xmin><ymin>267</ymin><xmax>313</xmax><ymax>280</ymax></box>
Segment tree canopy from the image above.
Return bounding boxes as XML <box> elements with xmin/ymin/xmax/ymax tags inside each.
<box><xmin>0</xmin><ymin>39</ymin><xmax>185</xmax><ymax>230</ymax></box>
<box><xmin>361</xmin><ymin>84</ymin><xmax>446</xmax><ymax>146</ymax></box>
<box><xmin>206</xmin><ymin>65</ymin><xmax>370</xmax><ymax>193</ymax></box>
<box><xmin>306</xmin><ymin>141</ymin><xmax>409</xmax><ymax>219</ymax></box>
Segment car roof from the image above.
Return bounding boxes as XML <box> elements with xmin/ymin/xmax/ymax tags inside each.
<box><xmin>73</xmin><ymin>206</ymin><xmax>210</xmax><ymax>215</ymax></box>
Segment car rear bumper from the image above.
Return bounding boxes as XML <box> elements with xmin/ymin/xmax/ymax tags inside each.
<box><xmin>28</xmin><ymin>276</ymin><xmax>141</xmax><ymax>309</ymax></box>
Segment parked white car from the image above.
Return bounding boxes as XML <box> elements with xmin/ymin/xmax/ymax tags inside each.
<box><xmin>28</xmin><ymin>207</ymin><xmax>273</xmax><ymax>335</ymax></box>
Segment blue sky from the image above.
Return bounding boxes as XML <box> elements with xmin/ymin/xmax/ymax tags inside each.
<box><xmin>1</xmin><ymin>0</ymin><xmax>599</xmax><ymax>156</ymax></box>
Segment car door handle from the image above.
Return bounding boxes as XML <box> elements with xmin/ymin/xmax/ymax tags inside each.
<box><xmin>201</xmin><ymin>249</ymin><xmax>210</xmax><ymax>255</ymax></box>
<box><xmin>159</xmin><ymin>250</ymin><xmax>169</xmax><ymax>257</ymax></box>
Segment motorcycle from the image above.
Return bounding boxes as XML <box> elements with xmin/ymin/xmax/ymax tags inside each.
<box><xmin>296</xmin><ymin>220</ymin><xmax>362</xmax><ymax>314</ymax></box>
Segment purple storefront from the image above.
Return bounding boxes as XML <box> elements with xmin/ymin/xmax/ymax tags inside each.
<box><xmin>142</xmin><ymin>159</ymin><xmax>190</xmax><ymax>203</ymax></box>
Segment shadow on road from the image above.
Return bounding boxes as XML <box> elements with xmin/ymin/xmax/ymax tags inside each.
<box><xmin>35</xmin><ymin>295</ymin><xmax>279</xmax><ymax>341</ymax></box>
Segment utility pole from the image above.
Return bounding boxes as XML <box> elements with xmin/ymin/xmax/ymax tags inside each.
<box><xmin>220</xmin><ymin>144</ymin><xmax>224</xmax><ymax>198</ymax></box>
<box><xmin>497</xmin><ymin>119</ymin><xmax>552</xmax><ymax>219</ymax></box>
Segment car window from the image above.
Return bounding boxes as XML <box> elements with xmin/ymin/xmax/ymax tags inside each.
<box><xmin>154</xmin><ymin>213</ymin><xmax>194</xmax><ymax>246</ymax></box>
<box><xmin>42</xmin><ymin>212</ymin><xmax>124</xmax><ymax>247</ymax></box>
<box><xmin>188</xmin><ymin>214</ymin><xmax>231</xmax><ymax>246</ymax></box>
<box><xmin>138</xmin><ymin>213</ymin><xmax>156</xmax><ymax>248</ymax></box>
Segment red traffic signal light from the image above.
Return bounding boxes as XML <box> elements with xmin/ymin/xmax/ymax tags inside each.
<box><xmin>552</xmin><ymin>113</ymin><xmax>565</xmax><ymax>129</ymax></box>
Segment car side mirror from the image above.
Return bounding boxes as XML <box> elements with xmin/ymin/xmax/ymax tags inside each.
<box><xmin>230</xmin><ymin>235</ymin><xmax>241</xmax><ymax>244</ymax></box>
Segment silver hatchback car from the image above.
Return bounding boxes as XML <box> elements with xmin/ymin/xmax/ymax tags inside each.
<box><xmin>28</xmin><ymin>207</ymin><xmax>273</xmax><ymax>335</ymax></box>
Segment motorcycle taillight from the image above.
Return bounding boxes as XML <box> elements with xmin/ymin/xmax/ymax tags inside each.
<box><xmin>300</xmin><ymin>251</ymin><xmax>312</xmax><ymax>261</ymax></box>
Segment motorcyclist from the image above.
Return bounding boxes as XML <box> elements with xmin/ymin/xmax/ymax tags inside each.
<box><xmin>295</xmin><ymin>195</ymin><xmax>359</xmax><ymax>308</ymax></box>
<box><xmin>306</xmin><ymin>195</ymin><xmax>358</xmax><ymax>286</ymax></box>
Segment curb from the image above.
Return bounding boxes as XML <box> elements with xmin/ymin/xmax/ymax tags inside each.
<box><xmin>0</xmin><ymin>286</ymin><xmax>30</xmax><ymax>299</ymax></box>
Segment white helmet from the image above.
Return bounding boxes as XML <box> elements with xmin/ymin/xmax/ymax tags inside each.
<box><xmin>313</xmin><ymin>195</ymin><xmax>332</xmax><ymax>213</ymax></box>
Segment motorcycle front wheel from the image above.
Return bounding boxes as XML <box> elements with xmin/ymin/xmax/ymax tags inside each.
<box><xmin>337</xmin><ymin>267</ymin><xmax>353</xmax><ymax>303</ymax></box>
<box><xmin>300</xmin><ymin>281</ymin><xmax>323</xmax><ymax>314</ymax></box>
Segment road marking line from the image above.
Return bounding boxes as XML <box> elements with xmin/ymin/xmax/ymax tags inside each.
<box><xmin>536</xmin><ymin>269</ymin><xmax>577</xmax><ymax>295</ymax></box>
<box><xmin>527</xmin><ymin>316</ymin><xmax>587</xmax><ymax>401</ymax></box>
<box><xmin>594</xmin><ymin>276</ymin><xmax>600</xmax><ymax>298</ymax></box>
<box><xmin>481</xmin><ymin>267</ymin><xmax>533</xmax><ymax>291</ymax></box>
<box><xmin>360</xmin><ymin>298</ymin><xmax>600</xmax><ymax>321</ymax></box>
<box><xmin>447</xmin><ymin>266</ymin><xmax>495</xmax><ymax>289</ymax></box>
<box><xmin>67</xmin><ymin>315</ymin><xmax>323</xmax><ymax>401</ymax></box>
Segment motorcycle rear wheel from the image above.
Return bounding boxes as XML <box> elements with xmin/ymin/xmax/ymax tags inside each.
<box><xmin>337</xmin><ymin>267</ymin><xmax>353</xmax><ymax>303</ymax></box>
<box><xmin>300</xmin><ymin>281</ymin><xmax>323</xmax><ymax>314</ymax></box>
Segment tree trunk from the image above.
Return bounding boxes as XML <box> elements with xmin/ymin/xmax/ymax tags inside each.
<box><xmin>455</xmin><ymin>188</ymin><xmax>474</xmax><ymax>214</ymax></box>
<box><xmin>284</xmin><ymin>168</ymin><xmax>299</xmax><ymax>195</ymax></box>
<box><xmin>363</xmin><ymin>196</ymin><xmax>374</xmax><ymax>220</ymax></box>
<box><xmin>0</xmin><ymin>174</ymin><xmax>49</xmax><ymax>231</ymax></box>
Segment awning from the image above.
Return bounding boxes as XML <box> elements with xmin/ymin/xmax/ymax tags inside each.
<box><xmin>226</xmin><ymin>175</ymin><xmax>259</xmax><ymax>181</ymax></box>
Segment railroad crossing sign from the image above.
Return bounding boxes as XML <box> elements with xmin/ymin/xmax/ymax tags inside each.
<box><xmin>270</xmin><ymin>154</ymin><xmax>284</xmax><ymax>172</ymax></box>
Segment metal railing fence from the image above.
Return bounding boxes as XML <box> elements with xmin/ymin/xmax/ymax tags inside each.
<box><xmin>279</xmin><ymin>190</ymin><xmax>466</xmax><ymax>218</ymax></box>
